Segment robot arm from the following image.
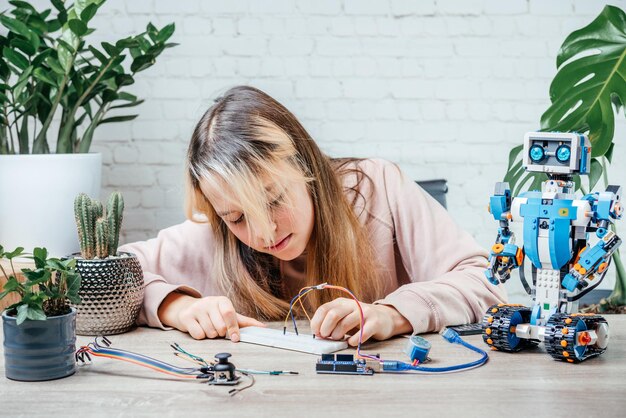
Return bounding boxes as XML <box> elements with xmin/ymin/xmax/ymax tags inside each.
<box><xmin>486</xmin><ymin>240</ymin><xmax>525</xmax><ymax>285</ymax></box>
<box><xmin>562</xmin><ymin>186</ymin><xmax>623</xmax><ymax>292</ymax></box>
<box><xmin>485</xmin><ymin>182</ymin><xmax>525</xmax><ymax>285</ymax></box>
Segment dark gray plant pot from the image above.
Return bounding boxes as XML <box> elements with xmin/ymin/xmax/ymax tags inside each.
<box><xmin>2</xmin><ymin>307</ymin><xmax>77</xmax><ymax>381</ymax></box>
<box><xmin>70</xmin><ymin>252</ymin><xmax>144</xmax><ymax>336</ymax></box>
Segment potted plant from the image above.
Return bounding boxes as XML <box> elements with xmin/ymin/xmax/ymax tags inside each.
<box><xmin>502</xmin><ymin>5</ymin><xmax>626</xmax><ymax>312</ymax></box>
<box><xmin>70</xmin><ymin>191</ymin><xmax>143</xmax><ymax>335</ymax></box>
<box><xmin>1</xmin><ymin>245</ymin><xmax>81</xmax><ymax>381</ymax></box>
<box><xmin>0</xmin><ymin>0</ymin><xmax>176</xmax><ymax>258</ymax></box>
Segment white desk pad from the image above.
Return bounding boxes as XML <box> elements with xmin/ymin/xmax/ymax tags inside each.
<box><xmin>235</xmin><ymin>326</ymin><xmax>348</xmax><ymax>355</ymax></box>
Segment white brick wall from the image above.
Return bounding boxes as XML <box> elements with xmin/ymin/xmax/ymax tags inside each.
<box><xmin>28</xmin><ymin>0</ymin><xmax>626</xmax><ymax>300</ymax></box>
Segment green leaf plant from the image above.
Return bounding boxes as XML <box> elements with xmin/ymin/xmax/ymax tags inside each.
<box><xmin>0</xmin><ymin>245</ymin><xmax>81</xmax><ymax>325</ymax></box>
<box><xmin>0</xmin><ymin>0</ymin><xmax>177</xmax><ymax>154</ymax></box>
<box><xmin>502</xmin><ymin>5</ymin><xmax>626</xmax><ymax>309</ymax></box>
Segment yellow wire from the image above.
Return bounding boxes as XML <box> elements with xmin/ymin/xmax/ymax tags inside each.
<box><xmin>296</xmin><ymin>293</ymin><xmax>312</xmax><ymax>322</ymax></box>
<box><xmin>173</xmin><ymin>352</ymin><xmax>206</xmax><ymax>366</ymax></box>
<box><xmin>283</xmin><ymin>287</ymin><xmax>314</xmax><ymax>329</ymax></box>
<box><xmin>88</xmin><ymin>350</ymin><xmax>198</xmax><ymax>379</ymax></box>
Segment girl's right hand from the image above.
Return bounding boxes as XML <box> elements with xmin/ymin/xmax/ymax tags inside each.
<box><xmin>158</xmin><ymin>293</ymin><xmax>265</xmax><ymax>342</ymax></box>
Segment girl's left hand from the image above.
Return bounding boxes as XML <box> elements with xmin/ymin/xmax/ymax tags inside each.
<box><xmin>310</xmin><ymin>298</ymin><xmax>413</xmax><ymax>346</ymax></box>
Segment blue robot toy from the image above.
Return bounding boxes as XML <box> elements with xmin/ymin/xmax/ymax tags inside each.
<box><xmin>483</xmin><ymin>132</ymin><xmax>623</xmax><ymax>363</ymax></box>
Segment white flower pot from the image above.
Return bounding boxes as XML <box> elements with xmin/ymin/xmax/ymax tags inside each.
<box><xmin>0</xmin><ymin>153</ymin><xmax>102</xmax><ymax>258</ymax></box>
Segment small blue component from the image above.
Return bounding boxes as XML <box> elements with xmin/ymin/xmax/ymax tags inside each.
<box><xmin>404</xmin><ymin>335</ymin><xmax>431</xmax><ymax>363</ymax></box>
<box><xmin>579</xmin><ymin>136</ymin><xmax>588</xmax><ymax>173</ymax></box>
<box><xmin>561</xmin><ymin>274</ymin><xmax>579</xmax><ymax>292</ymax></box>
<box><xmin>578</xmin><ymin>244</ymin><xmax>607</xmax><ymax>271</ymax></box>
<box><xmin>529</xmin><ymin>144</ymin><xmax>545</xmax><ymax>162</ymax></box>
<box><xmin>596</xmin><ymin>192</ymin><xmax>614</xmax><ymax>220</ymax></box>
<box><xmin>556</xmin><ymin>145</ymin><xmax>571</xmax><ymax>163</ymax></box>
<box><xmin>497</xmin><ymin>228</ymin><xmax>511</xmax><ymax>244</ymax></box>
<box><xmin>485</xmin><ymin>269</ymin><xmax>498</xmax><ymax>285</ymax></box>
<box><xmin>574</xmin><ymin>318</ymin><xmax>589</xmax><ymax>360</ymax></box>
<box><xmin>530</xmin><ymin>304</ymin><xmax>541</xmax><ymax>326</ymax></box>
<box><xmin>490</xmin><ymin>195</ymin><xmax>509</xmax><ymax>220</ymax></box>
<box><xmin>501</xmin><ymin>243</ymin><xmax>518</xmax><ymax>257</ymax></box>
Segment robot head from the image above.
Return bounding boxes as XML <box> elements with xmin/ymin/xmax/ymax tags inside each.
<box><xmin>522</xmin><ymin>132</ymin><xmax>591</xmax><ymax>175</ymax></box>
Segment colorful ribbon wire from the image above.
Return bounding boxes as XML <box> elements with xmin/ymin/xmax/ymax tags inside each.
<box><xmin>75</xmin><ymin>336</ymin><xmax>297</xmax><ymax>392</ymax></box>
<box><xmin>76</xmin><ymin>336</ymin><xmax>205</xmax><ymax>379</ymax></box>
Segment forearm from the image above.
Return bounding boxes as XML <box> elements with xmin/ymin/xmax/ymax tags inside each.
<box><xmin>377</xmin><ymin>304</ymin><xmax>413</xmax><ymax>337</ymax></box>
<box><xmin>157</xmin><ymin>292</ymin><xmax>195</xmax><ymax>330</ymax></box>
<box><xmin>380</xmin><ymin>270</ymin><xmax>506</xmax><ymax>334</ymax></box>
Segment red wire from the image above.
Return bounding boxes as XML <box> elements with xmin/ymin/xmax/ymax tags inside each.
<box><xmin>77</xmin><ymin>347</ymin><xmax>199</xmax><ymax>379</ymax></box>
<box><xmin>319</xmin><ymin>284</ymin><xmax>379</xmax><ymax>361</ymax></box>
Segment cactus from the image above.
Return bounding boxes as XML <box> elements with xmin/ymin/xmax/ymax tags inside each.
<box><xmin>74</xmin><ymin>193</ymin><xmax>95</xmax><ymax>259</ymax></box>
<box><xmin>92</xmin><ymin>200</ymin><xmax>103</xmax><ymax>220</ymax></box>
<box><xmin>106</xmin><ymin>192</ymin><xmax>124</xmax><ymax>256</ymax></box>
<box><xmin>95</xmin><ymin>218</ymin><xmax>109</xmax><ymax>259</ymax></box>
<box><xmin>73</xmin><ymin>192</ymin><xmax>124</xmax><ymax>260</ymax></box>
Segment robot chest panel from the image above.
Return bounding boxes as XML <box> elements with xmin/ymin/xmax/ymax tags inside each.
<box><xmin>517</xmin><ymin>197</ymin><xmax>578</xmax><ymax>269</ymax></box>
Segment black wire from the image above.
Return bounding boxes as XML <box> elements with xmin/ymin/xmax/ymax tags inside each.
<box><xmin>289</xmin><ymin>286</ymin><xmax>316</xmax><ymax>335</ymax></box>
<box><xmin>518</xmin><ymin>253</ymin><xmax>532</xmax><ymax>295</ymax></box>
<box><xmin>228</xmin><ymin>372</ymin><xmax>255</xmax><ymax>396</ymax></box>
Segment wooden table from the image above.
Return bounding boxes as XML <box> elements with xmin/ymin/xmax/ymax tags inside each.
<box><xmin>2</xmin><ymin>317</ymin><xmax>626</xmax><ymax>417</ymax></box>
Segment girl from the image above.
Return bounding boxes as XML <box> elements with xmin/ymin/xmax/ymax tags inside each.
<box><xmin>120</xmin><ymin>86</ymin><xmax>505</xmax><ymax>345</ymax></box>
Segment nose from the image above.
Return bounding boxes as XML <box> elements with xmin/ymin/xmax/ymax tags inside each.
<box><xmin>252</xmin><ymin>219</ymin><xmax>278</xmax><ymax>245</ymax></box>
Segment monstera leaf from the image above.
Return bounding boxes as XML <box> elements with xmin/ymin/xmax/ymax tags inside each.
<box><xmin>501</xmin><ymin>5</ymin><xmax>626</xmax><ymax>309</ymax></box>
<box><xmin>541</xmin><ymin>5</ymin><xmax>626</xmax><ymax>157</ymax></box>
<box><xmin>504</xmin><ymin>5</ymin><xmax>626</xmax><ymax>195</ymax></box>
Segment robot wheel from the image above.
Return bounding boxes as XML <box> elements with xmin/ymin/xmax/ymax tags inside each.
<box><xmin>482</xmin><ymin>304</ymin><xmax>537</xmax><ymax>352</ymax></box>
<box><xmin>544</xmin><ymin>313</ymin><xmax>609</xmax><ymax>363</ymax></box>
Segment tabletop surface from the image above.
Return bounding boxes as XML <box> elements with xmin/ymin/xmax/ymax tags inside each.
<box><xmin>1</xmin><ymin>315</ymin><xmax>625</xmax><ymax>418</ymax></box>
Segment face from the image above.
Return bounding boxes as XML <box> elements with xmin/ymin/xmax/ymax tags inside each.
<box><xmin>201</xmin><ymin>165</ymin><xmax>315</xmax><ymax>261</ymax></box>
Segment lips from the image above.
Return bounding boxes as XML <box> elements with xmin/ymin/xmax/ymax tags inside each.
<box><xmin>265</xmin><ymin>234</ymin><xmax>292</xmax><ymax>251</ymax></box>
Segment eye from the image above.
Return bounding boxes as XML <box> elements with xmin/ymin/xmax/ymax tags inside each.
<box><xmin>268</xmin><ymin>193</ymin><xmax>284</xmax><ymax>208</ymax></box>
<box><xmin>529</xmin><ymin>144</ymin><xmax>545</xmax><ymax>163</ymax></box>
<box><xmin>229</xmin><ymin>214</ymin><xmax>244</xmax><ymax>224</ymax></box>
<box><xmin>556</xmin><ymin>144</ymin><xmax>571</xmax><ymax>163</ymax></box>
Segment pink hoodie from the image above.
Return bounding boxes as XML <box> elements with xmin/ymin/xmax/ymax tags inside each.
<box><xmin>120</xmin><ymin>158</ymin><xmax>506</xmax><ymax>334</ymax></box>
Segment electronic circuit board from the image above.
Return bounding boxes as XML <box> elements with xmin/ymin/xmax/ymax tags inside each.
<box><xmin>315</xmin><ymin>354</ymin><xmax>374</xmax><ymax>375</ymax></box>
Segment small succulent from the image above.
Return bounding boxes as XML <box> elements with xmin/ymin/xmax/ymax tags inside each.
<box><xmin>74</xmin><ymin>192</ymin><xmax>124</xmax><ymax>259</ymax></box>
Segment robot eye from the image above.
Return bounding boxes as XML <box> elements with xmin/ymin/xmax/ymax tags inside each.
<box><xmin>529</xmin><ymin>144</ymin><xmax>545</xmax><ymax>163</ymax></box>
<box><xmin>556</xmin><ymin>145</ymin><xmax>571</xmax><ymax>163</ymax></box>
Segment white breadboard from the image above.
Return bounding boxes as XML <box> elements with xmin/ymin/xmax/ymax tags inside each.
<box><xmin>235</xmin><ymin>326</ymin><xmax>348</xmax><ymax>355</ymax></box>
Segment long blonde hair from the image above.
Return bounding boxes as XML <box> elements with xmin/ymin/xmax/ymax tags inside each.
<box><xmin>186</xmin><ymin>86</ymin><xmax>383</xmax><ymax>320</ymax></box>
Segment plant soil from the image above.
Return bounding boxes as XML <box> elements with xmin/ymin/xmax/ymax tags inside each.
<box><xmin>5</xmin><ymin>305</ymin><xmax>72</xmax><ymax>318</ymax></box>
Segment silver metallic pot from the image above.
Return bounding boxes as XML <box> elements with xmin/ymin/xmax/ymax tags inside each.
<box><xmin>70</xmin><ymin>252</ymin><xmax>144</xmax><ymax>335</ymax></box>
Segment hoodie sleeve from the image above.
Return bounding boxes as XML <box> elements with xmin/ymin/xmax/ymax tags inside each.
<box><xmin>119</xmin><ymin>220</ymin><xmax>218</xmax><ymax>329</ymax></box>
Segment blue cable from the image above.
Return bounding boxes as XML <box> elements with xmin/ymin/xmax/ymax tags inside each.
<box><xmin>383</xmin><ymin>328</ymin><xmax>488</xmax><ymax>373</ymax></box>
<box><xmin>93</xmin><ymin>345</ymin><xmax>202</xmax><ymax>375</ymax></box>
